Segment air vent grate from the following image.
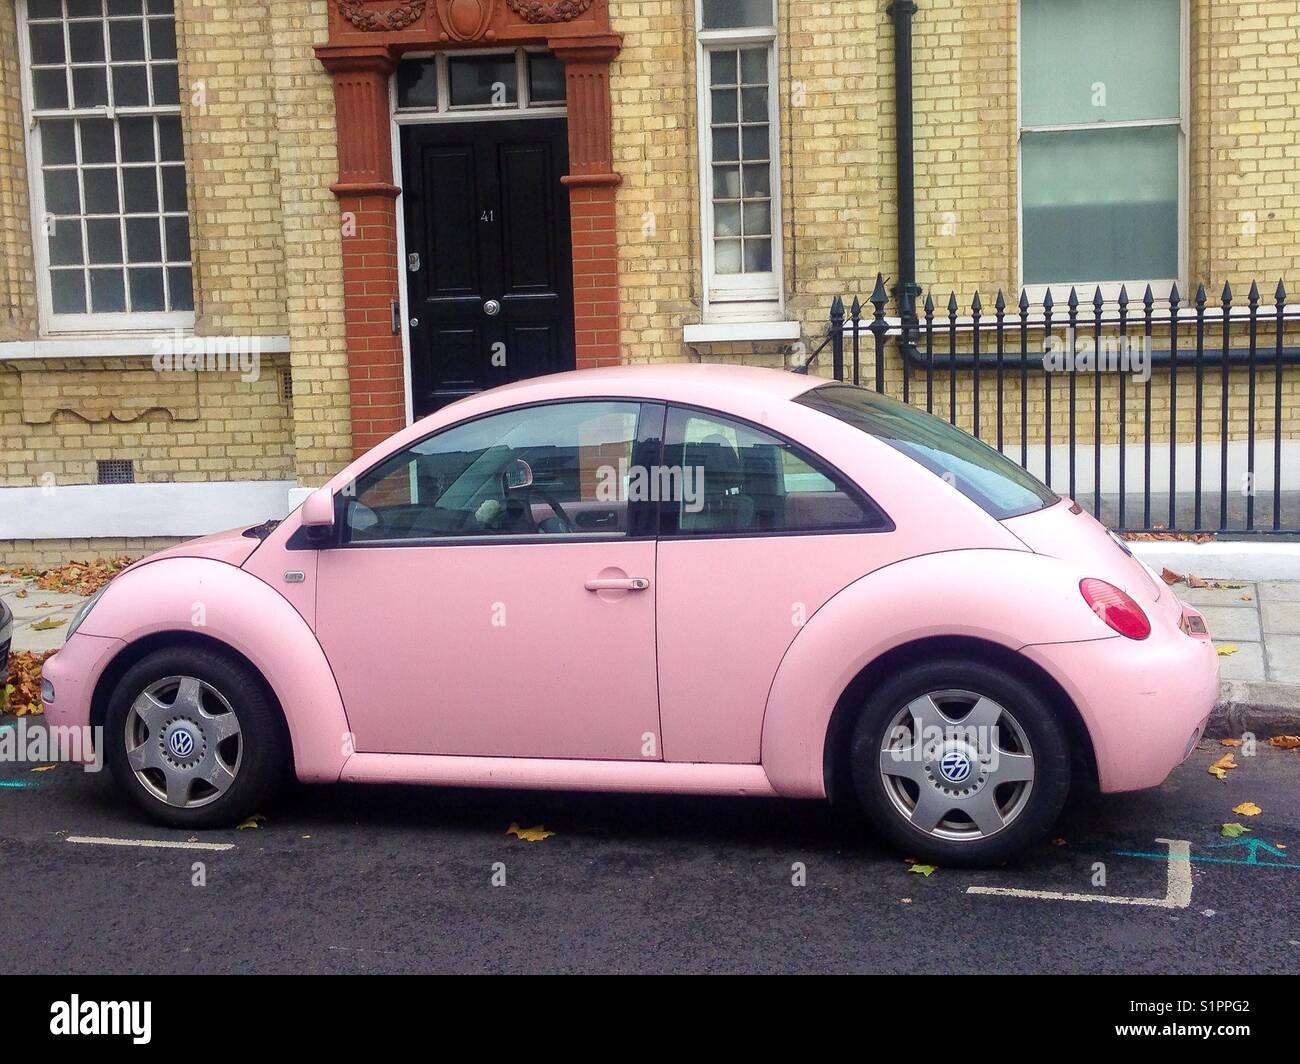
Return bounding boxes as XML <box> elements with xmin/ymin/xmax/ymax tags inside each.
<box><xmin>96</xmin><ymin>459</ymin><xmax>135</xmax><ymax>485</ymax></box>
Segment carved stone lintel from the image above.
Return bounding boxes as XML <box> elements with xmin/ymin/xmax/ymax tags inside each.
<box><xmin>337</xmin><ymin>0</ymin><xmax>427</xmax><ymax>32</ymax></box>
<box><xmin>505</xmin><ymin>0</ymin><xmax>593</xmax><ymax>24</ymax></box>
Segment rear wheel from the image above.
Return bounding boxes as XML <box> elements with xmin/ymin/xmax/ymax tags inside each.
<box><xmin>106</xmin><ymin>646</ymin><xmax>287</xmax><ymax>828</ymax></box>
<box><xmin>849</xmin><ymin>657</ymin><xmax>1071</xmax><ymax>866</ymax></box>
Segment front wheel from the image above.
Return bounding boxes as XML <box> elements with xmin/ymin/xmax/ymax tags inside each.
<box><xmin>850</xmin><ymin>658</ymin><xmax>1071</xmax><ymax>867</ymax></box>
<box><xmin>105</xmin><ymin>646</ymin><xmax>287</xmax><ymax>828</ymax></box>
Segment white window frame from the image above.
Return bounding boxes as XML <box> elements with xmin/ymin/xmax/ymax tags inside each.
<box><xmin>1016</xmin><ymin>0</ymin><xmax>1189</xmax><ymax>304</ymax></box>
<box><xmin>17</xmin><ymin>0</ymin><xmax>195</xmax><ymax>336</ymax></box>
<box><xmin>695</xmin><ymin>0</ymin><xmax>784</xmax><ymax>322</ymax></box>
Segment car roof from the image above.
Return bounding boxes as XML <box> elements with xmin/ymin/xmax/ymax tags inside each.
<box><xmin>455</xmin><ymin>362</ymin><xmax>824</xmax><ymax>408</ymax></box>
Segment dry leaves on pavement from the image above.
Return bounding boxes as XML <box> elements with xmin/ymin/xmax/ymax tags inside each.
<box><xmin>3</xmin><ymin>651</ymin><xmax>53</xmax><ymax>717</ymax></box>
<box><xmin>0</xmin><ymin>557</ymin><xmax>131</xmax><ymax>597</ymax></box>
<box><xmin>1208</xmin><ymin>753</ymin><xmax>1238</xmax><ymax>780</ymax></box>
<box><xmin>1232</xmin><ymin>802</ymin><xmax>1262</xmax><ymax>817</ymax></box>
<box><xmin>506</xmin><ymin>822</ymin><xmax>554</xmax><ymax>842</ymax></box>
<box><xmin>1269</xmin><ymin>735</ymin><xmax>1300</xmax><ymax>750</ymax></box>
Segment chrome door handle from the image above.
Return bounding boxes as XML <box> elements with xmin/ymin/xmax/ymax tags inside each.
<box><xmin>584</xmin><ymin>577</ymin><xmax>650</xmax><ymax>592</ymax></box>
<box><xmin>483</xmin><ymin>299</ymin><xmax>501</xmax><ymax>317</ymax></box>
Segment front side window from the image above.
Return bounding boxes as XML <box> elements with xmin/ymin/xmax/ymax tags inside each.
<box><xmin>659</xmin><ymin>406</ymin><xmax>883</xmax><ymax>536</ymax></box>
<box><xmin>343</xmin><ymin>401</ymin><xmax>641</xmax><ymax>543</ymax></box>
<box><xmin>796</xmin><ymin>385</ymin><xmax>1058</xmax><ymax>520</ymax></box>
<box><xmin>22</xmin><ymin>0</ymin><xmax>193</xmax><ymax>331</ymax></box>
<box><xmin>697</xmin><ymin>0</ymin><xmax>780</xmax><ymax>313</ymax></box>
<box><xmin>1019</xmin><ymin>0</ymin><xmax>1184</xmax><ymax>293</ymax></box>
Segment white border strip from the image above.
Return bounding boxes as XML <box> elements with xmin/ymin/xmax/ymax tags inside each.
<box><xmin>0</xmin><ymin>480</ymin><xmax>298</xmax><ymax>539</ymax></box>
<box><xmin>0</xmin><ymin>335</ymin><xmax>291</xmax><ymax>361</ymax></box>
<box><xmin>66</xmin><ymin>835</ymin><xmax>235</xmax><ymax>852</ymax></box>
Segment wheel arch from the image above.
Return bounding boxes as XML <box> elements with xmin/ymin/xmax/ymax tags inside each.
<box><xmin>818</xmin><ymin>635</ymin><xmax>1098</xmax><ymax>806</ymax></box>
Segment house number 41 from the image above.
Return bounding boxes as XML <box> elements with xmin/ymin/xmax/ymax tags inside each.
<box><xmin>480</xmin><ymin>210</ymin><xmax>495</xmax><ymax>223</ymax></box>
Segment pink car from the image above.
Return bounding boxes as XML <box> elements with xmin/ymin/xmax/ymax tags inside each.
<box><xmin>42</xmin><ymin>365</ymin><xmax>1219</xmax><ymax>865</ymax></box>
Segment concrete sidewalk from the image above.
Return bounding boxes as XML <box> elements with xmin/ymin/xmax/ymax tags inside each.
<box><xmin>0</xmin><ymin>573</ymin><xmax>83</xmax><ymax>653</ymax></box>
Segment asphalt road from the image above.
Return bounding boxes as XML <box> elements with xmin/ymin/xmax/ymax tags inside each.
<box><xmin>1</xmin><ymin>731</ymin><xmax>1297</xmax><ymax>974</ymax></box>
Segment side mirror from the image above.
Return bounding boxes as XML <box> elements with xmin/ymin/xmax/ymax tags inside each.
<box><xmin>301</xmin><ymin>487</ymin><xmax>336</xmax><ymax>529</ymax></box>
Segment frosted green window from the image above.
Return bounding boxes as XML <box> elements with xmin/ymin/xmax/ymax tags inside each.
<box><xmin>1019</xmin><ymin>0</ymin><xmax>1183</xmax><ymax>286</ymax></box>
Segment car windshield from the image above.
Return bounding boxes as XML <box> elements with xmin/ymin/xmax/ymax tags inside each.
<box><xmin>795</xmin><ymin>383</ymin><xmax>1057</xmax><ymax>519</ymax></box>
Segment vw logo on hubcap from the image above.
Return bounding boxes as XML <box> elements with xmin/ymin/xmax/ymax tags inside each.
<box><xmin>169</xmin><ymin>730</ymin><xmax>194</xmax><ymax>759</ymax></box>
<box><xmin>939</xmin><ymin>749</ymin><xmax>972</xmax><ymax>785</ymax></box>
<box><xmin>162</xmin><ymin>721</ymin><xmax>201</xmax><ymax>764</ymax></box>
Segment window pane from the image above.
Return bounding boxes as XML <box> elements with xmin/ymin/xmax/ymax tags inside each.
<box><xmin>86</xmin><ymin>217</ymin><xmax>122</xmax><ymax>263</ymax></box>
<box><xmin>167</xmin><ymin>266</ymin><xmax>192</xmax><ymax>310</ymax></box>
<box><xmin>67</xmin><ymin>0</ymin><xmax>104</xmax><ymax>16</ymax></box>
<box><xmin>708</xmin><ymin>49</ymin><xmax>737</xmax><ymax>86</ymax></box>
<box><xmin>743</xmin><ymin>238</ymin><xmax>771</xmax><ymax>272</ymax></box>
<box><xmin>160</xmin><ymin>165</ymin><xmax>186</xmax><ymax>210</ymax></box>
<box><xmin>527</xmin><ymin>52</ymin><xmax>565</xmax><ymax>104</ymax></box>
<box><xmin>797</xmin><ymin>384</ymin><xmax>1057</xmax><ymax>520</ymax></box>
<box><xmin>50</xmin><ymin>270</ymin><xmax>87</xmax><ymax>314</ymax></box>
<box><xmin>43</xmin><ymin>169</ymin><xmax>80</xmax><ymax>214</ymax></box>
<box><xmin>28</xmin><ymin>0</ymin><xmax>64</xmax><ymax>17</ymax></box>
<box><xmin>147</xmin><ymin>16</ymin><xmax>176</xmax><ymax>59</ymax></box>
<box><xmin>29</xmin><ymin>23</ymin><xmax>66</xmax><ymax>64</ymax></box>
<box><xmin>83</xmin><ymin>167</ymin><xmax>120</xmax><ymax>212</ymax></box>
<box><xmin>345</xmin><ymin>402</ymin><xmax>642</xmax><ymax>542</ymax></box>
<box><xmin>714</xmin><ymin>202</ymin><xmax>740</xmax><ymax>238</ymax></box>
<box><xmin>661</xmin><ymin>407</ymin><xmax>875</xmax><ymax>535</ymax></box>
<box><xmin>109</xmin><ymin>18</ymin><xmax>145</xmax><ymax>61</ymax></box>
<box><xmin>68</xmin><ymin>20</ymin><xmax>105</xmax><ymax>62</ymax></box>
<box><xmin>80</xmin><ymin>116</ymin><xmax>116</xmax><ymax>162</ymax></box>
<box><xmin>128</xmin><ymin>266</ymin><xmax>164</xmax><ymax>310</ymax></box>
<box><xmin>712</xmin><ymin>165</ymin><xmax>740</xmax><ymax>199</ymax></box>
<box><xmin>448</xmin><ymin>54</ymin><xmax>517</xmax><ymax>107</ymax></box>
<box><xmin>711</xmin><ymin>126</ymin><xmax>738</xmax><ymax>162</ymax></box>
<box><xmin>125</xmin><ymin>215</ymin><xmax>161</xmax><ymax>261</ymax></box>
<box><xmin>708</xmin><ymin>47</ymin><xmax>773</xmax><ymax>278</ymax></box>
<box><xmin>1022</xmin><ymin>125</ymin><xmax>1179</xmax><ymax>284</ymax></box>
<box><xmin>164</xmin><ymin>215</ymin><xmax>189</xmax><ymax>261</ymax></box>
<box><xmin>149</xmin><ymin>61</ymin><xmax>179</xmax><ymax>104</ymax></box>
<box><xmin>112</xmin><ymin>63</ymin><xmax>150</xmax><ymax>105</ymax></box>
<box><xmin>41</xmin><ymin>119</ymin><xmax>77</xmax><ymax>165</ymax></box>
<box><xmin>72</xmin><ymin>65</ymin><xmax>109</xmax><ymax>107</ymax></box>
<box><xmin>1022</xmin><ymin>0</ymin><xmax>1180</xmax><ymax>125</ymax></box>
<box><xmin>158</xmin><ymin>115</ymin><xmax>183</xmax><ymax>160</ymax></box>
<box><xmin>33</xmin><ymin>68</ymin><xmax>69</xmax><ymax>109</ymax></box>
<box><xmin>742</xmin><ymin>201</ymin><xmax>770</xmax><ymax>236</ymax></box>
<box><xmin>714</xmin><ymin>239</ymin><xmax>741</xmax><ymax>274</ymax></box>
<box><xmin>89</xmin><ymin>267</ymin><xmax>126</xmax><ymax>312</ymax></box>
<box><xmin>119</xmin><ymin>115</ymin><xmax>154</xmax><ymax>161</ymax></box>
<box><xmin>701</xmin><ymin>0</ymin><xmax>774</xmax><ymax>30</ymax></box>
<box><xmin>396</xmin><ymin>60</ymin><xmax>438</xmax><ymax>108</ymax></box>
<box><xmin>122</xmin><ymin>166</ymin><xmax>157</xmax><ymax>211</ymax></box>
<box><xmin>48</xmin><ymin>219</ymin><xmax>84</xmax><ymax>266</ymax></box>
<box><xmin>710</xmin><ymin>87</ymin><xmax>737</xmax><ymax>124</ymax></box>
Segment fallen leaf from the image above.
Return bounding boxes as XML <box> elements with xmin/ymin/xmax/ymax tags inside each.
<box><xmin>30</xmin><ymin>617</ymin><xmax>66</xmax><ymax>631</ymax></box>
<box><xmin>1160</xmin><ymin>567</ymin><xmax>1184</xmax><ymax>585</ymax></box>
<box><xmin>1220</xmin><ymin>823</ymin><xmax>1251</xmax><ymax>837</ymax></box>
<box><xmin>900</xmin><ymin>898</ymin><xmax>912</xmax><ymax>904</ymax></box>
<box><xmin>909</xmin><ymin>864</ymin><xmax>937</xmax><ymax>877</ymax></box>
<box><xmin>3</xmin><ymin>651</ymin><xmax>53</xmax><ymax>717</ymax></box>
<box><xmin>1220</xmin><ymin>738</ymin><xmax>1243</xmax><ymax>747</ymax></box>
<box><xmin>1232</xmin><ymin>801</ymin><xmax>1262</xmax><ymax>817</ymax></box>
<box><xmin>506</xmin><ymin>821</ymin><xmax>554</xmax><ymax>842</ymax></box>
<box><xmin>1268</xmin><ymin>735</ymin><xmax>1300</xmax><ymax>750</ymax></box>
<box><xmin>1051</xmin><ymin>837</ymin><xmax>1068</xmax><ymax>846</ymax></box>
<box><xmin>14</xmin><ymin>588</ymin><xmax>28</xmax><ymax>598</ymax></box>
<box><xmin>1208</xmin><ymin>752</ymin><xmax>1238</xmax><ymax>780</ymax></box>
<box><xmin>1240</xmin><ymin>594</ymin><xmax>1253</xmax><ymax>602</ymax></box>
<box><xmin>236</xmin><ymin>813</ymin><xmax>266</xmax><ymax>830</ymax></box>
<box><xmin>1216</xmin><ymin>645</ymin><xmax>1239</xmax><ymax>656</ymax></box>
<box><xmin>30</xmin><ymin>764</ymin><xmax>56</xmax><ymax>772</ymax></box>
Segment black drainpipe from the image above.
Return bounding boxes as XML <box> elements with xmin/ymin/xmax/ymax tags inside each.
<box><xmin>887</xmin><ymin>0</ymin><xmax>921</xmax><ymax>359</ymax></box>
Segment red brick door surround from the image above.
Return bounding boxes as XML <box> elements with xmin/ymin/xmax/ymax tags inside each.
<box><xmin>316</xmin><ymin>0</ymin><xmax>622</xmax><ymax>456</ymax></box>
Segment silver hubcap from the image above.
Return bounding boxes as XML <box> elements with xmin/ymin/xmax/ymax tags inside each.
<box><xmin>124</xmin><ymin>675</ymin><xmax>242</xmax><ymax>809</ymax></box>
<box><xmin>877</xmin><ymin>688</ymin><xmax>1035</xmax><ymax>842</ymax></box>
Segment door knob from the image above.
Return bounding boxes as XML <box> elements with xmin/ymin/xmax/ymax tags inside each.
<box><xmin>483</xmin><ymin>299</ymin><xmax>501</xmax><ymax>317</ymax></box>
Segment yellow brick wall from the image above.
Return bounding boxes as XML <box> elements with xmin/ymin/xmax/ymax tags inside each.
<box><xmin>610</xmin><ymin>0</ymin><xmax>1300</xmax><ymax>356</ymax></box>
<box><xmin>0</xmin><ymin>0</ymin><xmax>351</xmax><ymax>496</ymax></box>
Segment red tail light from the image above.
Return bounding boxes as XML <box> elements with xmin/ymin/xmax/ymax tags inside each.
<box><xmin>1080</xmin><ymin>578</ymin><xmax>1151</xmax><ymax>640</ymax></box>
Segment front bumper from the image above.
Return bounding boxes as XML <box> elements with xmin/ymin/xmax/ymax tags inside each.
<box><xmin>39</xmin><ymin>633</ymin><xmax>123</xmax><ymax>763</ymax></box>
<box><xmin>1022</xmin><ymin>600</ymin><xmax>1219</xmax><ymax>793</ymax></box>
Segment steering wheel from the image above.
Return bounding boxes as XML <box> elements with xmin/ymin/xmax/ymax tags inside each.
<box><xmin>531</xmin><ymin>487</ymin><xmax>576</xmax><ymax>534</ymax></box>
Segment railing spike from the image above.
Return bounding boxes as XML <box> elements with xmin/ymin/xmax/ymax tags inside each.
<box><xmin>1221</xmin><ymin>281</ymin><xmax>1232</xmax><ymax>303</ymax></box>
<box><xmin>870</xmin><ymin>274</ymin><xmax>889</xmax><ymax>309</ymax></box>
<box><xmin>1142</xmin><ymin>284</ymin><xmax>1154</xmax><ymax>308</ymax></box>
<box><xmin>1169</xmin><ymin>282</ymin><xmax>1181</xmax><ymax>308</ymax></box>
<box><xmin>1117</xmin><ymin>284</ymin><xmax>1129</xmax><ymax>307</ymax></box>
<box><xmin>1276</xmin><ymin>278</ymin><xmax>1287</xmax><ymax>304</ymax></box>
<box><xmin>1248</xmin><ymin>279</ymin><xmax>1260</xmax><ymax>304</ymax></box>
<box><xmin>1067</xmin><ymin>286</ymin><xmax>1079</xmax><ymax>309</ymax></box>
<box><xmin>995</xmin><ymin>288</ymin><xmax>1006</xmax><ymax>312</ymax></box>
<box><xmin>924</xmin><ymin>292</ymin><xmax>935</xmax><ymax>316</ymax></box>
<box><xmin>947</xmin><ymin>291</ymin><xmax>958</xmax><ymax>315</ymax></box>
<box><xmin>1195</xmin><ymin>282</ymin><xmax>1207</xmax><ymax>307</ymax></box>
<box><xmin>971</xmin><ymin>290</ymin><xmax>982</xmax><ymax>315</ymax></box>
<box><xmin>1018</xmin><ymin>288</ymin><xmax>1030</xmax><ymax>312</ymax></box>
<box><xmin>1042</xmin><ymin>288</ymin><xmax>1054</xmax><ymax>311</ymax></box>
<box><xmin>1092</xmin><ymin>285</ymin><xmax>1104</xmax><ymax>309</ymax></box>
<box><xmin>850</xmin><ymin>294</ymin><xmax>862</xmax><ymax>320</ymax></box>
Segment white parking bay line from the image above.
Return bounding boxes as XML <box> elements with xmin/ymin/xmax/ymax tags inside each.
<box><xmin>65</xmin><ymin>835</ymin><xmax>235</xmax><ymax>852</ymax></box>
<box><xmin>965</xmin><ymin>838</ymin><xmax>1193</xmax><ymax>909</ymax></box>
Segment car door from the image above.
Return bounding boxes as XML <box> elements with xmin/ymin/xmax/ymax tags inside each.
<box><xmin>654</xmin><ymin>405</ymin><xmax>893</xmax><ymax>764</ymax></box>
<box><xmin>315</xmin><ymin>400</ymin><xmax>663</xmax><ymax>760</ymax></box>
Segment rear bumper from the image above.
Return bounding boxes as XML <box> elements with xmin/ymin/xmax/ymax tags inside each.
<box><xmin>1022</xmin><ymin>602</ymin><xmax>1219</xmax><ymax>793</ymax></box>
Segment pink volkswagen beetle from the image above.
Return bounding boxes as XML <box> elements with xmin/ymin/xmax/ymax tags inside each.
<box><xmin>42</xmin><ymin>365</ymin><xmax>1219</xmax><ymax>865</ymax></box>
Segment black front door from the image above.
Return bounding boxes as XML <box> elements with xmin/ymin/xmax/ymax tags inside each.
<box><xmin>401</xmin><ymin>119</ymin><xmax>575</xmax><ymax>417</ymax></box>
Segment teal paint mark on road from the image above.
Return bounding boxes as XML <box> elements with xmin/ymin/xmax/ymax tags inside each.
<box><xmin>1117</xmin><ymin>836</ymin><xmax>1300</xmax><ymax>870</ymax></box>
<box><xmin>0</xmin><ymin>779</ymin><xmax>39</xmax><ymax>789</ymax></box>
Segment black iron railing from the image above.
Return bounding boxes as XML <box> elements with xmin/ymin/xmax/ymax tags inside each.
<box><xmin>802</xmin><ymin>276</ymin><xmax>1300</xmax><ymax>535</ymax></box>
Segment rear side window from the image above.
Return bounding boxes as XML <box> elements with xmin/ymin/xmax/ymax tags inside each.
<box><xmin>659</xmin><ymin>406</ymin><xmax>887</xmax><ymax>536</ymax></box>
<box><xmin>796</xmin><ymin>384</ymin><xmax>1057</xmax><ymax>520</ymax></box>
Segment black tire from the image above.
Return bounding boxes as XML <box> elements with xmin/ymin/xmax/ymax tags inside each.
<box><xmin>849</xmin><ymin>657</ymin><xmax>1071</xmax><ymax>867</ymax></box>
<box><xmin>105</xmin><ymin>645</ymin><xmax>287</xmax><ymax>829</ymax></box>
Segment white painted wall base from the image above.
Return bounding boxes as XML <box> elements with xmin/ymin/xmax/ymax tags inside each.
<box><xmin>0</xmin><ymin>480</ymin><xmax>298</xmax><ymax>539</ymax></box>
<box><xmin>1128</xmin><ymin>540</ymin><xmax>1300</xmax><ymax>582</ymax></box>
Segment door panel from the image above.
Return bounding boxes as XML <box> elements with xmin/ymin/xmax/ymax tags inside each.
<box><xmin>402</xmin><ymin>119</ymin><xmax>574</xmax><ymax>417</ymax></box>
<box><xmin>317</xmin><ymin>541</ymin><xmax>659</xmax><ymax>760</ymax></box>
